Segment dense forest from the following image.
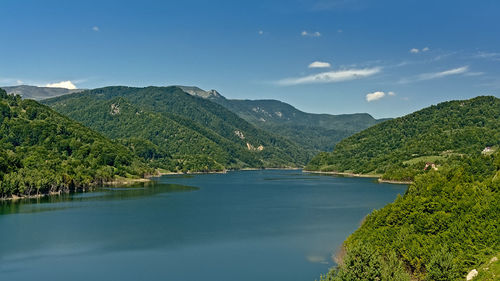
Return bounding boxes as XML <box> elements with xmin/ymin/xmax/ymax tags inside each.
<box><xmin>307</xmin><ymin>96</ymin><xmax>500</xmax><ymax>181</ymax></box>
<box><xmin>6</xmin><ymin>84</ymin><xmax>384</xmax><ymax>153</ymax></box>
<box><xmin>43</xmin><ymin>86</ymin><xmax>310</xmax><ymax>171</ymax></box>
<box><xmin>311</xmin><ymin>96</ymin><xmax>500</xmax><ymax>280</ymax></box>
<box><xmin>0</xmin><ymin>88</ymin><xmax>152</xmax><ymax>198</ymax></box>
<box><xmin>179</xmin><ymin>86</ymin><xmax>385</xmax><ymax>152</ymax></box>
<box><xmin>319</xmin><ymin>151</ymin><xmax>500</xmax><ymax>281</ymax></box>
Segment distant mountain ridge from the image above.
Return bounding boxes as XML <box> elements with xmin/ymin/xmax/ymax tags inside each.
<box><xmin>43</xmin><ymin>86</ymin><xmax>310</xmax><ymax>171</ymax></box>
<box><xmin>178</xmin><ymin>86</ymin><xmax>386</xmax><ymax>151</ymax></box>
<box><xmin>2</xmin><ymin>85</ymin><xmax>82</xmax><ymax>100</ymax></box>
<box><xmin>7</xmin><ymin>84</ymin><xmax>386</xmax><ymax>152</ymax></box>
<box><xmin>306</xmin><ymin>95</ymin><xmax>500</xmax><ymax>181</ymax></box>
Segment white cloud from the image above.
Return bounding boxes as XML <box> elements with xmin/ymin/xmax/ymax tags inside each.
<box><xmin>45</xmin><ymin>81</ymin><xmax>77</xmax><ymax>89</ymax></box>
<box><xmin>410</xmin><ymin>47</ymin><xmax>430</xmax><ymax>54</ymax></box>
<box><xmin>474</xmin><ymin>51</ymin><xmax>500</xmax><ymax>61</ymax></box>
<box><xmin>366</xmin><ymin>91</ymin><xmax>396</xmax><ymax>102</ymax></box>
<box><xmin>276</xmin><ymin>67</ymin><xmax>381</xmax><ymax>86</ymax></box>
<box><xmin>418</xmin><ymin>66</ymin><xmax>468</xmax><ymax>80</ymax></box>
<box><xmin>301</xmin><ymin>31</ymin><xmax>321</xmax><ymax>37</ymax></box>
<box><xmin>474</xmin><ymin>51</ymin><xmax>500</xmax><ymax>58</ymax></box>
<box><xmin>399</xmin><ymin>66</ymin><xmax>469</xmax><ymax>84</ymax></box>
<box><xmin>463</xmin><ymin>72</ymin><xmax>484</xmax><ymax>76</ymax></box>
<box><xmin>92</xmin><ymin>26</ymin><xmax>100</xmax><ymax>32</ymax></box>
<box><xmin>366</xmin><ymin>91</ymin><xmax>385</xmax><ymax>102</ymax></box>
<box><xmin>258</xmin><ymin>30</ymin><xmax>264</xmax><ymax>35</ymax></box>
<box><xmin>308</xmin><ymin>61</ymin><xmax>331</xmax><ymax>68</ymax></box>
<box><xmin>16</xmin><ymin>80</ymin><xmax>23</xmax><ymax>85</ymax></box>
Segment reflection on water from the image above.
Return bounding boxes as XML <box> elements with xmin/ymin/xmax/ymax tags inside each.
<box><xmin>0</xmin><ymin>170</ymin><xmax>406</xmax><ymax>281</ymax></box>
<box><xmin>0</xmin><ymin>182</ymin><xmax>197</xmax><ymax>215</ymax></box>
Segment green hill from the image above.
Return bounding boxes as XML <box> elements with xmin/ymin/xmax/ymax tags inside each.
<box><xmin>307</xmin><ymin>96</ymin><xmax>500</xmax><ymax>181</ymax></box>
<box><xmin>43</xmin><ymin>86</ymin><xmax>309</xmax><ymax>171</ymax></box>
<box><xmin>0</xmin><ymin>88</ymin><xmax>151</xmax><ymax>199</ymax></box>
<box><xmin>179</xmin><ymin>86</ymin><xmax>385</xmax><ymax>152</ymax></box>
<box><xmin>320</xmin><ymin>150</ymin><xmax>500</xmax><ymax>281</ymax></box>
<box><xmin>313</xmin><ymin>96</ymin><xmax>500</xmax><ymax>281</ymax></box>
<box><xmin>4</xmin><ymin>84</ymin><xmax>385</xmax><ymax>153</ymax></box>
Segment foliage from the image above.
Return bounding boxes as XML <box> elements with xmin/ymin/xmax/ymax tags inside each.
<box><xmin>306</xmin><ymin>96</ymin><xmax>500</xmax><ymax>181</ymax></box>
<box><xmin>320</xmin><ymin>152</ymin><xmax>500</xmax><ymax>280</ymax></box>
<box><xmin>212</xmin><ymin>97</ymin><xmax>384</xmax><ymax>152</ymax></box>
<box><xmin>43</xmin><ymin>86</ymin><xmax>309</xmax><ymax>171</ymax></box>
<box><xmin>0</xmin><ymin>88</ymin><xmax>151</xmax><ymax>198</ymax></box>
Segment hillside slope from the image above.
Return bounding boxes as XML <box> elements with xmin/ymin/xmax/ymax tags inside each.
<box><xmin>0</xmin><ymin>88</ymin><xmax>151</xmax><ymax>198</ymax></box>
<box><xmin>43</xmin><ymin>86</ymin><xmax>309</xmax><ymax>171</ymax></box>
<box><xmin>307</xmin><ymin>96</ymin><xmax>500</xmax><ymax>181</ymax></box>
<box><xmin>320</xmin><ymin>151</ymin><xmax>500</xmax><ymax>281</ymax></box>
<box><xmin>179</xmin><ymin>86</ymin><xmax>385</xmax><ymax>152</ymax></box>
<box><xmin>314</xmin><ymin>96</ymin><xmax>500</xmax><ymax>281</ymax></box>
<box><xmin>4</xmin><ymin>84</ymin><xmax>385</xmax><ymax>152</ymax></box>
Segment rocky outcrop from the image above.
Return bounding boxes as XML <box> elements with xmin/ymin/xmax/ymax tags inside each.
<box><xmin>466</xmin><ymin>269</ymin><xmax>478</xmax><ymax>280</ymax></box>
<box><xmin>110</xmin><ymin>103</ymin><xmax>120</xmax><ymax>115</ymax></box>
<box><xmin>234</xmin><ymin>130</ymin><xmax>245</xmax><ymax>139</ymax></box>
<box><xmin>246</xmin><ymin>142</ymin><xmax>264</xmax><ymax>151</ymax></box>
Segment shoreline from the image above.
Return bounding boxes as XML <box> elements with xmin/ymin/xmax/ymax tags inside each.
<box><xmin>377</xmin><ymin>179</ymin><xmax>413</xmax><ymax>185</ymax></box>
<box><xmin>2</xmin><ymin>167</ymin><xmax>405</xmax><ymax>201</ymax></box>
<box><xmin>303</xmin><ymin>170</ymin><xmax>381</xmax><ymax>178</ymax></box>
<box><xmin>1</xmin><ymin>190</ymin><xmax>78</xmax><ymax>202</ymax></box>
<box><xmin>303</xmin><ymin>170</ymin><xmax>412</xmax><ymax>185</ymax></box>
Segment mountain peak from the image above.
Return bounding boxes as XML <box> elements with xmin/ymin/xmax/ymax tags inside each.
<box><xmin>176</xmin><ymin>86</ymin><xmax>223</xmax><ymax>99</ymax></box>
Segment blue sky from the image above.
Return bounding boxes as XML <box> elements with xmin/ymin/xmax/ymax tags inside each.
<box><xmin>1</xmin><ymin>0</ymin><xmax>499</xmax><ymax>118</ymax></box>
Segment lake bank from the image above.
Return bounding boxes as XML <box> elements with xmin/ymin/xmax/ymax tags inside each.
<box><xmin>303</xmin><ymin>170</ymin><xmax>413</xmax><ymax>185</ymax></box>
<box><xmin>0</xmin><ymin>167</ymin><xmax>303</xmax><ymax>201</ymax></box>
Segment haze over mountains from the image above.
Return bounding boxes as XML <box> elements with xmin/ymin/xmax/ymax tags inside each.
<box><xmin>3</xmin><ymin>85</ymin><xmax>82</xmax><ymax>100</ymax></box>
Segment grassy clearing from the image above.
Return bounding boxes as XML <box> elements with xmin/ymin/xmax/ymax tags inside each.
<box><xmin>471</xmin><ymin>253</ymin><xmax>499</xmax><ymax>281</ymax></box>
<box><xmin>403</xmin><ymin>155</ymin><xmax>445</xmax><ymax>165</ymax></box>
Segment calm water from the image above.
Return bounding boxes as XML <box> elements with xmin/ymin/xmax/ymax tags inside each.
<box><xmin>0</xmin><ymin>170</ymin><xmax>406</xmax><ymax>281</ymax></box>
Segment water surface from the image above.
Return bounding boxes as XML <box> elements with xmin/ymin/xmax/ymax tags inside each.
<box><xmin>0</xmin><ymin>170</ymin><xmax>406</xmax><ymax>281</ymax></box>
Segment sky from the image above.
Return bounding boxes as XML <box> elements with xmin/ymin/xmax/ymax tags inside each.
<box><xmin>1</xmin><ymin>0</ymin><xmax>499</xmax><ymax>118</ymax></box>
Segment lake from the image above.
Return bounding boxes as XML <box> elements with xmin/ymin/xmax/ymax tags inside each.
<box><xmin>0</xmin><ymin>170</ymin><xmax>406</xmax><ymax>281</ymax></box>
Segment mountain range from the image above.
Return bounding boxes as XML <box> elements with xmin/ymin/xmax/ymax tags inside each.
<box><xmin>178</xmin><ymin>86</ymin><xmax>386</xmax><ymax>151</ymax></box>
<box><xmin>42</xmin><ymin>86</ymin><xmax>310</xmax><ymax>171</ymax></box>
<box><xmin>3</xmin><ymin>85</ymin><xmax>385</xmax><ymax>153</ymax></box>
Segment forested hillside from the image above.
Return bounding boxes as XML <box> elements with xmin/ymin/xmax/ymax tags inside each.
<box><xmin>319</xmin><ymin>150</ymin><xmax>500</xmax><ymax>281</ymax></box>
<box><xmin>307</xmin><ymin>96</ymin><xmax>500</xmax><ymax>181</ymax></box>
<box><xmin>180</xmin><ymin>86</ymin><xmax>384</xmax><ymax>152</ymax></box>
<box><xmin>43</xmin><ymin>86</ymin><xmax>309</xmax><ymax>171</ymax></box>
<box><xmin>0</xmin><ymin>88</ymin><xmax>151</xmax><ymax>198</ymax></box>
<box><xmin>5</xmin><ymin>84</ymin><xmax>385</xmax><ymax>153</ymax></box>
<box><xmin>312</xmin><ymin>96</ymin><xmax>500</xmax><ymax>281</ymax></box>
